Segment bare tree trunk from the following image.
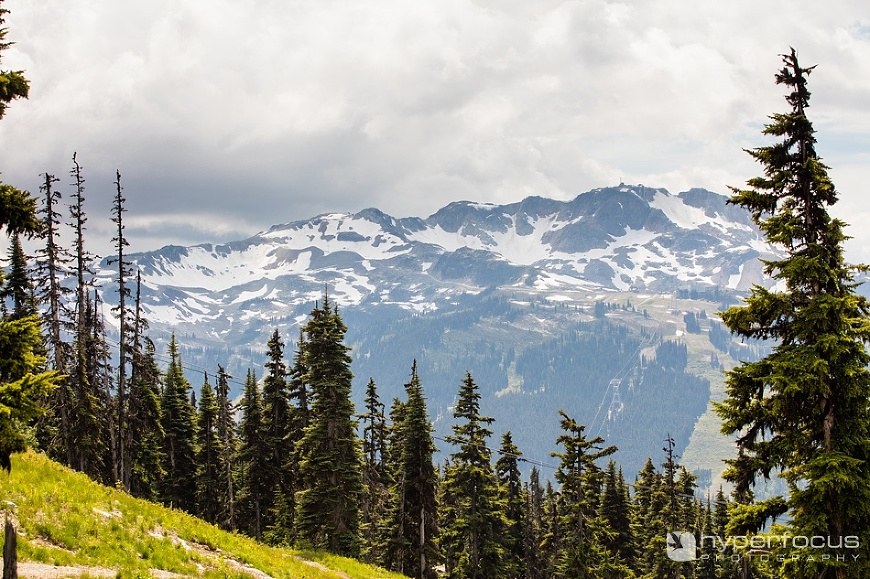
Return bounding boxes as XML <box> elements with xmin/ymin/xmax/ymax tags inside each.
<box><xmin>3</xmin><ymin>517</ymin><xmax>16</xmax><ymax>579</ymax></box>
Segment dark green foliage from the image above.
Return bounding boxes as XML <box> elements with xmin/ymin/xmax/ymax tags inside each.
<box><xmin>495</xmin><ymin>432</ymin><xmax>525</xmax><ymax>579</ymax></box>
<box><xmin>381</xmin><ymin>362</ymin><xmax>439</xmax><ymax>578</ymax></box>
<box><xmin>631</xmin><ymin>445</ymin><xmax>701</xmax><ymax>579</ymax></box>
<box><xmin>261</xmin><ymin>328</ymin><xmax>292</xmax><ymax>539</ymax></box>
<box><xmin>550</xmin><ymin>410</ymin><xmax>623</xmax><ymax>578</ymax></box>
<box><xmin>271</xmin><ymin>331</ymin><xmax>309</xmax><ymax>542</ymax></box>
<box><xmin>716</xmin><ymin>49</ymin><xmax>870</xmax><ymax>577</ymax></box>
<box><xmin>0</xmin><ymin>314</ymin><xmax>57</xmax><ymax>471</ymax></box>
<box><xmin>599</xmin><ymin>462</ymin><xmax>634</xmax><ymax>567</ymax></box>
<box><xmin>1</xmin><ymin>233</ymin><xmax>36</xmax><ymax>318</ymax></box>
<box><xmin>128</xmin><ymin>339</ymin><xmax>164</xmax><ymax>501</ymax></box>
<box><xmin>0</xmin><ymin>183</ymin><xmax>39</xmax><ymax>236</ymax></box>
<box><xmin>439</xmin><ymin>372</ymin><xmax>507</xmax><ymax>579</ymax></box>
<box><xmin>522</xmin><ymin>467</ymin><xmax>547</xmax><ymax>579</ymax></box>
<box><xmin>0</xmin><ymin>1</ymin><xmax>29</xmax><ymax>121</ymax></box>
<box><xmin>295</xmin><ymin>293</ymin><xmax>363</xmax><ymax>556</ymax></box>
<box><xmin>236</xmin><ymin>369</ymin><xmax>270</xmax><ymax>539</ymax></box>
<box><xmin>0</xmin><ymin>48</ymin><xmax>75</xmax><ymax>475</ymax></box>
<box><xmin>69</xmin><ymin>294</ymin><xmax>112</xmax><ymax>483</ymax></box>
<box><xmin>159</xmin><ymin>335</ymin><xmax>198</xmax><ymax>513</ymax></box>
<box><xmin>195</xmin><ymin>374</ymin><xmax>222</xmax><ymax>524</ymax></box>
<box><xmin>215</xmin><ymin>365</ymin><xmax>237</xmax><ymax>530</ymax></box>
<box><xmin>630</xmin><ymin>458</ymin><xmax>658</xmax><ymax>574</ymax></box>
<box><xmin>359</xmin><ymin>377</ymin><xmax>389</xmax><ymax>565</ymax></box>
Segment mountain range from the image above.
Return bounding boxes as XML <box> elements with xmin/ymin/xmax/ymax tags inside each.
<box><xmin>94</xmin><ymin>184</ymin><xmax>783</xmax><ymax>485</ymax></box>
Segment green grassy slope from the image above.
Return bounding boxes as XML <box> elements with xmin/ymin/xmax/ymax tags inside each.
<box><xmin>0</xmin><ymin>451</ymin><xmax>404</xmax><ymax>579</ymax></box>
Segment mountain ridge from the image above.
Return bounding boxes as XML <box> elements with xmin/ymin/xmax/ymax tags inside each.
<box><xmin>102</xmin><ymin>184</ymin><xmax>776</xmax><ymax>327</ymax></box>
<box><xmin>90</xmin><ymin>184</ymin><xmax>780</xmax><ymax>484</ymax></box>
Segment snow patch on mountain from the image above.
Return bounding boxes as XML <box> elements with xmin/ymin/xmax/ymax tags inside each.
<box><xmin>97</xmin><ymin>186</ymin><xmax>779</xmax><ymax>331</ymax></box>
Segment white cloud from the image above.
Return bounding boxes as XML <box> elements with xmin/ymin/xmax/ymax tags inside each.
<box><xmin>0</xmin><ymin>0</ymin><xmax>868</xmax><ymax>260</ymax></box>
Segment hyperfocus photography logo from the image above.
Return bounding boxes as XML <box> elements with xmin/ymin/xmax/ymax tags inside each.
<box><xmin>665</xmin><ymin>531</ymin><xmax>861</xmax><ymax>563</ymax></box>
<box><xmin>666</xmin><ymin>531</ymin><xmax>697</xmax><ymax>561</ymax></box>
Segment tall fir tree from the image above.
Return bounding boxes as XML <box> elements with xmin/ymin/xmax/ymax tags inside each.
<box><xmin>539</xmin><ymin>479</ymin><xmax>562</xmax><ymax>578</ymax></box>
<box><xmin>1</xmin><ymin>233</ymin><xmax>35</xmax><ymax>318</ymax></box>
<box><xmin>382</xmin><ymin>362</ymin><xmax>439</xmax><ymax>578</ymax></box>
<box><xmin>639</xmin><ymin>436</ymin><xmax>696</xmax><ymax>579</ymax></box>
<box><xmin>281</xmin><ymin>328</ymin><xmax>311</xmax><ymax>540</ymax></box>
<box><xmin>64</xmin><ymin>153</ymin><xmax>109</xmax><ymax>482</ymax></box>
<box><xmin>715</xmin><ymin>49</ymin><xmax>870</xmax><ymax>578</ymax></box>
<box><xmin>550</xmin><ymin>410</ymin><xmax>622</xmax><ymax>578</ymax></box>
<box><xmin>236</xmin><ymin>368</ymin><xmax>271</xmax><ymax>539</ymax></box>
<box><xmin>195</xmin><ymin>373</ymin><xmax>222</xmax><ymax>524</ymax></box>
<box><xmin>33</xmin><ymin>172</ymin><xmax>74</xmax><ymax>465</ymax></box>
<box><xmin>599</xmin><ymin>461</ymin><xmax>634</xmax><ymax>571</ymax></box>
<box><xmin>88</xmin><ymin>291</ymin><xmax>118</xmax><ymax>485</ymax></box>
<box><xmin>109</xmin><ymin>169</ymin><xmax>134</xmax><ymax>490</ymax></box>
<box><xmin>295</xmin><ymin>292</ymin><xmax>363</xmax><ymax>556</ymax></box>
<box><xmin>215</xmin><ymin>365</ymin><xmax>237</xmax><ymax>530</ymax></box>
<box><xmin>159</xmin><ymin>335</ymin><xmax>198</xmax><ymax>513</ymax></box>
<box><xmin>359</xmin><ymin>377</ymin><xmax>389</xmax><ymax>565</ymax></box>
<box><xmin>439</xmin><ymin>372</ymin><xmax>507</xmax><ymax>579</ymax></box>
<box><xmin>261</xmin><ymin>328</ymin><xmax>291</xmax><ymax>539</ymax></box>
<box><xmin>522</xmin><ymin>466</ymin><xmax>547</xmax><ymax>579</ymax></box>
<box><xmin>631</xmin><ymin>457</ymin><xmax>659</xmax><ymax>575</ymax></box>
<box><xmin>495</xmin><ymin>431</ymin><xmax>526</xmax><ymax>579</ymax></box>
<box><xmin>128</xmin><ymin>338</ymin><xmax>164</xmax><ymax>501</ymax></box>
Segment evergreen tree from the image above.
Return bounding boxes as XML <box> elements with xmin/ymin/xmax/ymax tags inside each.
<box><xmin>0</xmin><ymin>314</ymin><xmax>56</xmax><ymax>471</ymax></box>
<box><xmin>236</xmin><ymin>369</ymin><xmax>270</xmax><ymax>539</ymax></box>
<box><xmin>195</xmin><ymin>374</ymin><xmax>222</xmax><ymax>524</ymax></box>
<box><xmin>715</xmin><ymin>48</ymin><xmax>870</xmax><ymax>578</ymax></box>
<box><xmin>522</xmin><ymin>467</ymin><xmax>547</xmax><ymax>579</ymax></box>
<box><xmin>631</xmin><ymin>458</ymin><xmax>658</xmax><ymax>575</ymax></box>
<box><xmin>109</xmin><ymin>169</ymin><xmax>134</xmax><ymax>489</ymax></box>
<box><xmin>382</xmin><ymin>362</ymin><xmax>438</xmax><ymax>578</ymax></box>
<box><xmin>261</xmin><ymin>328</ymin><xmax>291</xmax><ymax>538</ymax></box>
<box><xmin>159</xmin><ymin>335</ymin><xmax>197</xmax><ymax>513</ymax></box>
<box><xmin>68</xmin><ymin>152</ymin><xmax>92</xmax><ymax>378</ymax></box>
<box><xmin>0</xmin><ymin>2</ymin><xmax>58</xmax><ymax>473</ymax></box>
<box><xmin>33</xmin><ymin>172</ymin><xmax>74</xmax><ymax>466</ymax></box>
<box><xmin>550</xmin><ymin>410</ymin><xmax>622</xmax><ymax>578</ymax></box>
<box><xmin>495</xmin><ymin>431</ymin><xmax>526</xmax><ymax>579</ymax></box>
<box><xmin>64</xmin><ymin>293</ymin><xmax>112</xmax><ymax>483</ymax></box>
<box><xmin>539</xmin><ymin>479</ymin><xmax>562</xmax><ymax>578</ymax></box>
<box><xmin>439</xmin><ymin>372</ymin><xmax>507</xmax><ymax>579</ymax></box>
<box><xmin>1</xmin><ymin>233</ymin><xmax>35</xmax><ymax>318</ymax></box>
<box><xmin>600</xmin><ymin>461</ymin><xmax>634</xmax><ymax>569</ymax></box>
<box><xmin>295</xmin><ymin>292</ymin><xmax>363</xmax><ymax>556</ymax></box>
<box><xmin>381</xmin><ymin>395</ymin><xmax>407</xmax><ymax>565</ymax></box>
<box><xmin>88</xmin><ymin>291</ymin><xmax>118</xmax><ymax>485</ymax></box>
<box><xmin>271</xmin><ymin>332</ymin><xmax>309</xmax><ymax>543</ymax></box>
<box><xmin>359</xmin><ymin>377</ymin><xmax>389</xmax><ymax>565</ymax></box>
<box><xmin>215</xmin><ymin>365</ymin><xmax>237</xmax><ymax>530</ymax></box>
<box><xmin>128</xmin><ymin>338</ymin><xmax>164</xmax><ymax>501</ymax></box>
<box><xmin>63</xmin><ymin>154</ymin><xmax>109</xmax><ymax>482</ymax></box>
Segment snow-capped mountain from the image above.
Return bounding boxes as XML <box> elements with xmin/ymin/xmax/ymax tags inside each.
<box><xmin>96</xmin><ymin>185</ymin><xmax>775</xmax><ymax>340</ymax></box>
<box><xmin>92</xmin><ymin>184</ymin><xmax>781</xmax><ymax>484</ymax></box>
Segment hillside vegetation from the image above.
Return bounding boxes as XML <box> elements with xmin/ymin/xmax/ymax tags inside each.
<box><xmin>0</xmin><ymin>451</ymin><xmax>403</xmax><ymax>579</ymax></box>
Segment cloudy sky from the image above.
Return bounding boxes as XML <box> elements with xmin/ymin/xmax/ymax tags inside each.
<box><xmin>1</xmin><ymin>0</ymin><xmax>869</xmax><ymax>260</ymax></box>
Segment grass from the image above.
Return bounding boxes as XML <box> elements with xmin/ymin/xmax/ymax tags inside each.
<box><xmin>1</xmin><ymin>451</ymin><xmax>405</xmax><ymax>579</ymax></box>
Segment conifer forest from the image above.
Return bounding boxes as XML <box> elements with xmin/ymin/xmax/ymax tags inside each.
<box><xmin>3</xmin><ymin>2</ymin><xmax>870</xmax><ymax>576</ymax></box>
